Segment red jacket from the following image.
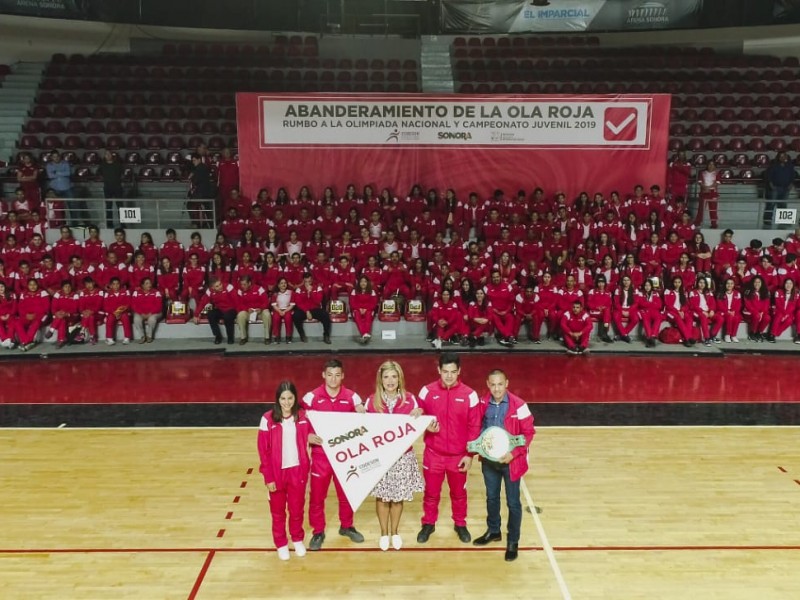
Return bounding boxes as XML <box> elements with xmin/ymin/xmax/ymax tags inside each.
<box><xmin>350</xmin><ymin>290</ymin><xmax>378</xmax><ymax>313</ymax></box>
<box><xmin>688</xmin><ymin>290</ymin><xmax>717</xmax><ymax>314</ymax></box>
<box><xmin>586</xmin><ymin>288</ymin><xmax>612</xmax><ymax>313</ymax></box>
<box><xmin>78</xmin><ymin>288</ymin><xmax>104</xmax><ymax>315</ymax></box>
<box><xmin>17</xmin><ymin>289</ymin><xmax>50</xmax><ymax>321</ymax></box>
<box><xmin>131</xmin><ymin>289</ymin><xmax>163</xmax><ymax>315</ymax></box>
<box><xmin>293</xmin><ymin>284</ymin><xmax>325</xmax><ymax>311</ymax></box>
<box><xmin>743</xmin><ymin>293</ymin><xmax>770</xmax><ymax>316</ymax></box>
<box><xmin>103</xmin><ymin>290</ymin><xmax>131</xmax><ymax>315</ymax></box>
<box><xmin>0</xmin><ymin>293</ymin><xmax>17</xmax><ymax>319</ymax></box>
<box><xmin>773</xmin><ymin>290</ymin><xmax>798</xmax><ymax>317</ymax></box>
<box><xmin>718</xmin><ymin>290</ymin><xmax>742</xmax><ymax>314</ymax></box>
<box><xmin>485</xmin><ymin>281</ymin><xmax>516</xmax><ymax>313</ymax></box>
<box><xmin>418</xmin><ymin>379</ymin><xmax>481</xmax><ymax>458</ymax></box>
<box><xmin>257</xmin><ymin>410</ymin><xmax>311</xmax><ymax>491</ymax></box>
<box><xmin>160</xmin><ymin>240</ymin><xmax>185</xmax><ymax>268</ymax></box>
<box><xmin>301</xmin><ymin>384</ymin><xmax>364</xmax><ymax>461</ymax></box>
<box><xmin>636</xmin><ymin>290</ymin><xmax>663</xmax><ymax>314</ymax></box>
<box><xmin>51</xmin><ymin>291</ymin><xmax>79</xmax><ymax>317</ymax></box>
<box><xmin>197</xmin><ymin>284</ymin><xmax>237</xmax><ymax>313</ymax></box>
<box><xmin>560</xmin><ymin>309</ymin><xmax>593</xmax><ymax>335</ymax></box>
<box><xmin>235</xmin><ymin>286</ymin><xmax>269</xmax><ymax>312</ymax></box>
<box><xmin>478</xmin><ymin>391</ymin><xmax>535</xmax><ymax>481</ymax></box>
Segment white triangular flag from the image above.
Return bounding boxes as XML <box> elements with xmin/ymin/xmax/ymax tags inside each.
<box><xmin>306</xmin><ymin>411</ymin><xmax>433</xmax><ymax>512</ymax></box>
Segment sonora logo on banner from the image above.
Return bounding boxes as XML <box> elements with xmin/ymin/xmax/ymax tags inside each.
<box><xmin>327</xmin><ymin>426</ymin><xmax>368</xmax><ymax>447</ymax></box>
<box><xmin>627</xmin><ymin>2</ymin><xmax>670</xmax><ymax>26</ymax></box>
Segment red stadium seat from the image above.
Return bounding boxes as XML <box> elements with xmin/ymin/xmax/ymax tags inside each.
<box><xmin>83</xmin><ymin>151</ymin><xmax>101</xmax><ymax>165</ymax></box>
<box><xmin>63</xmin><ymin>135</ymin><xmax>82</xmax><ymax>150</ymax></box>
<box><xmin>707</xmin><ymin>122</ymin><xmax>724</xmax><ymax>136</ymax></box>
<box><xmin>725</xmin><ymin>123</ymin><xmax>743</xmax><ymax>136</ymax></box>
<box><xmin>691</xmin><ymin>153</ymin><xmax>708</xmax><ymax>167</ymax></box>
<box><xmin>768</xmin><ymin>139</ymin><xmax>787</xmax><ymax>152</ymax></box>
<box><xmin>712</xmin><ymin>153</ymin><xmax>728</xmax><ymax>166</ymax></box>
<box><xmin>106</xmin><ymin>136</ymin><xmax>125</xmax><ymax>151</ymax></box>
<box><xmin>727</xmin><ymin>138</ymin><xmax>745</xmax><ymax>152</ymax></box>
<box><xmin>748</xmin><ymin>138</ymin><xmax>766</xmax><ymax>152</ymax></box>
<box><xmin>146</xmin><ymin>136</ymin><xmax>165</xmax><ymax>149</ymax></box>
<box><xmin>732</xmin><ymin>153</ymin><xmax>749</xmax><ymax>166</ymax></box>
<box><xmin>167</xmin><ymin>136</ymin><xmax>186</xmax><ymax>150</ymax></box>
<box><xmin>85</xmin><ymin>135</ymin><xmax>103</xmax><ymax>150</ymax></box>
<box><xmin>753</xmin><ymin>153</ymin><xmax>770</xmax><ymax>167</ymax></box>
<box><xmin>127</xmin><ymin>136</ymin><xmax>145</xmax><ymax>151</ymax></box>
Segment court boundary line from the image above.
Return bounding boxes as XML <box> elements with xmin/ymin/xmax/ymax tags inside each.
<box><xmin>522</xmin><ymin>478</ymin><xmax>572</xmax><ymax>600</ymax></box>
<box><xmin>1</xmin><ymin>545</ymin><xmax>799</xmax><ymax>554</ymax></box>
<box><xmin>187</xmin><ymin>550</ymin><xmax>215</xmax><ymax>600</ymax></box>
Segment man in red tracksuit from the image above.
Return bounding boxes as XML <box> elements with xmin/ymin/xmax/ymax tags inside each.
<box><xmin>302</xmin><ymin>359</ymin><xmax>366</xmax><ymax>550</ymax></box>
<box><xmin>485</xmin><ymin>270</ymin><xmax>517</xmax><ymax>346</ymax></box>
<box><xmin>46</xmin><ymin>280</ymin><xmax>80</xmax><ymax>348</ymax></box>
<box><xmin>292</xmin><ymin>273</ymin><xmax>332</xmax><ymax>344</ymax></box>
<box><xmin>78</xmin><ymin>277</ymin><xmax>104</xmax><ymax>344</ymax></box>
<box><xmin>472</xmin><ymin>369</ymin><xmax>535</xmax><ymax>562</ymax></box>
<box><xmin>417</xmin><ymin>352</ymin><xmax>482</xmax><ymax>544</ymax></box>
<box><xmin>194</xmin><ymin>279</ymin><xmax>238</xmax><ymax>344</ymax></box>
<box><xmin>560</xmin><ymin>300</ymin><xmax>593</xmax><ymax>354</ymax></box>
<box><xmin>103</xmin><ymin>277</ymin><xmax>132</xmax><ymax>345</ymax></box>
<box><xmin>131</xmin><ymin>278</ymin><xmax>163</xmax><ymax>343</ymax></box>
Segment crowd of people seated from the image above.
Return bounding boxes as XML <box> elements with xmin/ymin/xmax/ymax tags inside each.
<box><xmin>1</xmin><ymin>178</ymin><xmax>800</xmax><ymax>353</ymax></box>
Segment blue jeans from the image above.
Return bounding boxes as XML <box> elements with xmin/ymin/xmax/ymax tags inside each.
<box><xmin>481</xmin><ymin>460</ymin><xmax>522</xmax><ymax>544</ymax></box>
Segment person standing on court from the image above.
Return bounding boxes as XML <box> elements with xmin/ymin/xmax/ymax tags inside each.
<box><xmin>258</xmin><ymin>380</ymin><xmax>312</xmax><ymax>561</ymax></box>
<box><xmin>473</xmin><ymin>369</ymin><xmax>535</xmax><ymax>562</ymax></box>
<box><xmin>302</xmin><ymin>359</ymin><xmax>366</xmax><ymax>550</ymax></box>
<box><xmin>365</xmin><ymin>360</ymin><xmax>426</xmax><ymax>551</ymax></box>
<box><xmin>417</xmin><ymin>352</ymin><xmax>482</xmax><ymax>544</ymax></box>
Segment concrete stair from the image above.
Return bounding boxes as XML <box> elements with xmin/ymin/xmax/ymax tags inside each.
<box><xmin>0</xmin><ymin>62</ymin><xmax>47</xmax><ymax>161</ymax></box>
<box><xmin>420</xmin><ymin>36</ymin><xmax>455</xmax><ymax>93</ymax></box>
<box><xmin>0</xmin><ymin>62</ymin><xmax>46</xmax><ymax>162</ymax></box>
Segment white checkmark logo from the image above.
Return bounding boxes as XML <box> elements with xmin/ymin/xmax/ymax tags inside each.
<box><xmin>605</xmin><ymin>112</ymin><xmax>636</xmax><ymax>135</ymax></box>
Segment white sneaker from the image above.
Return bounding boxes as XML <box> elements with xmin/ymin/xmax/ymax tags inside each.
<box><xmin>723</xmin><ymin>335</ymin><xmax>731</xmax><ymax>343</ymax></box>
<box><xmin>1</xmin><ymin>339</ymin><xmax>10</xmax><ymax>349</ymax></box>
<box><xmin>122</xmin><ymin>338</ymin><xmax>130</xmax><ymax>345</ymax></box>
<box><xmin>432</xmin><ymin>338</ymin><xmax>442</xmax><ymax>350</ymax></box>
<box><xmin>731</xmin><ymin>336</ymin><xmax>740</xmax><ymax>343</ymax></box>
<box><xmin>106</xmin><ymin>339</ymin><xmax>115</xmax><ymax>346</ymax></box>
<box><xmin>276</xmin><ymin>546</ymin><xmax>290</xmax><ymax>561</ymax></box>
<box><xmin>293</xmin><ymin>541</ymin><xmax>306</xmax><ymax>557</ymax></box>
<box><xmin>379</xmin><ymin>535</ymin><xmax>390</xmax><ymax>551</ymax></box>
<box><xmin>391</xmin><ymin>534</ymin><xmax>403</xmax><ymax>550</ymax></box>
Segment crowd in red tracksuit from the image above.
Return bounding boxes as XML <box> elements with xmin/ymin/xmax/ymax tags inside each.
<box><xmin>4</xmin><ymin>188</ymin><xmax>800</xmax><ymax>350</ymax></box>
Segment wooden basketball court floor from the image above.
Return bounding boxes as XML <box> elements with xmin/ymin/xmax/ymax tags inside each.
<box><xmin>2</xmin><ymin>425</ymin><xmax>799</xmax><ymax>600</ymax></box>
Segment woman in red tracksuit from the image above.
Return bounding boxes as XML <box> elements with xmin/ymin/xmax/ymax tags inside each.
<box><xmin>689</xmin><ymin>277</ymin><xmax>724</xmax><ymax>346</ymax></box>
<box><xmin>587</xmin><ymin>275</ymin><xmax>613</xmax><ymax>343</ymax></box>
<box><xmin>718</xmin><ymin>278</ymin><xmax>743</xmax><ymax>343</ymax></box>
<box><xmin>612</xmin><ymin>275</ymin><xmax>640</xmax><ymax>342</ymax></box>
<box><xmin>14</xmin><ymin>278</ymin><xmax>50</xmax><ymax>351</ymax></box>
<box><xmin>350</xmin><ymin>276</ymin><xmax>378</xmax><ymax>344</ymax></box>
<box><xmin>257</xmin><ymin>380</ymin><xmax>312</xmax><ymax>561</ymax></box>
<box><xmin>663</xmin><ymin>276</ymin><xmax>696</xmax><ymax>346</ymax></box>
<box><xmin>429</xmin><ymin>289</ymin><xmax>465</xmax><ymax>346</ymax></box>
<box><xmin>467</xmin><ymin>287</ymin><xmax>493</xmax><ymax>347</ymax></box>
<box><xmin>0</xmin><ymin>282</ymin><xmax>17</xmax><ymax>348</ymax></box>
<box><xmin>769</xmin><ymin>278</ymin><xmax>798</xmax><ymax>342</ymax></box>
<box><xmin>637</xmin><ymin>279</ymin><xmax>663</xmax><ymax>347</ymax></box>
<box><xmin>742</xmin><ymin>275</ymin><xmax>772</xmax><ymax>342</ymax></box>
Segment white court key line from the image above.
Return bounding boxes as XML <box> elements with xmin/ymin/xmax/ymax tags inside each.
<box><xmin>521</xmin><ymin>479</ymin><xmax>572</xmax><ymax>600</ymax></box>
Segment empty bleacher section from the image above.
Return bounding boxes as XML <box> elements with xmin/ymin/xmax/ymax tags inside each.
<box><xmin>5</xmin><ymin>36</ymin><xmax>419</xmax><ymax>197</ymax></box>
<box><xmin>452</xmin><ymin>36</ymin><xmax>800</xmax><ymax>184</ymax></box>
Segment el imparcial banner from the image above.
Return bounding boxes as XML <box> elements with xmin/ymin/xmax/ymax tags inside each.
<box><xmin>441</xmin><ymin>0</ymin><xmax>703</xmax><ymax>33</ymax></box>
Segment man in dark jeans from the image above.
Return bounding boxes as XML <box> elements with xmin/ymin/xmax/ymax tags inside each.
<box><xmin>98</xmin><ymin>150</ymin><xmax>124</xmax><ymax>228</ymax></box>
<box><xmin>472</xmin><ymin>369</ymin><xmax>535</xmax><ymax>562</ymax></box>
<box><xmin>764</xmin><ymin>151</ymin><xmax>797</xmax><ymax>226</ymax></box>
<box><xmin>188</xmin><ymin>153</ymin><xmax>214</xmax><ymax>228</ymax></box>
<box><xmin>292</xmin><ymin>273</ymin><xmax>333</xmax><ymax>344</ymax></box>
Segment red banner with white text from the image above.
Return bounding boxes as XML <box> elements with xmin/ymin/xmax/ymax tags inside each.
<box><xmin>236</xmin><ymin>93</ymin><xmax>670</xmax><ymax>203</ymax></box>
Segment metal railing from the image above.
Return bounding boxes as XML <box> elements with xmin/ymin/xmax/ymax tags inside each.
<box><xmin>45</xmin><ymin>197</ymin><xmax>217</xmax><ymax>230</ymax></box>
<box><xmin>688</xmin><ymin>182</ymin><xmax>800</xmax><ymax>230</ymax></box>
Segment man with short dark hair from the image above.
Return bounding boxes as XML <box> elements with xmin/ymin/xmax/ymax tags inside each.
<box><xmin>292</xmin><ymin>273</ymin><xmax>332</xmax><ymax>344</ymax></box>
<box><xmin>417</xmin><ymin>353</ymin><xmax>481</xmax><ymax>544</ymax></box>
<box><xmin>302</xmin><ymin>359</ymin><xmax>366</xmax><ymax>551</ymax></box>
